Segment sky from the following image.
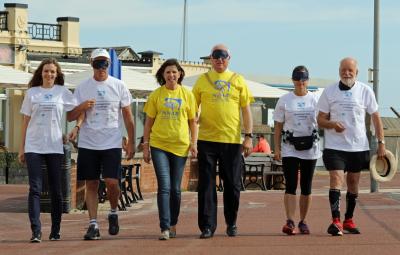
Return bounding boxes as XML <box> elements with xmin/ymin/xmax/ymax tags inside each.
<box><xmin>2</xmin><ymin>0</ymin><xmax>400</xmax><ymax>116</ymax></box>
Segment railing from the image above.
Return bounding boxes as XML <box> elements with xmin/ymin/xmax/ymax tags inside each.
<box><xmin>0</xmin><ymin>11</ymin><xmax>7</xmax><ymax>31</ymax></box>
<box><xmin>28</xmin><ymin>22</ymin><xmax>61</xmax><ymax>41</ymax></box>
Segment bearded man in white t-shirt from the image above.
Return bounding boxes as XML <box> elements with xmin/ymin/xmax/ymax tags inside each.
<box><xmin>317</xmin><ymin>57</ymin><xmax>385</xmax><ymax>236</ymax></box>
<box><xmin>67</xmin><ymin>48</ymin><xmax>135</xmax><ymax>240</ymax></box>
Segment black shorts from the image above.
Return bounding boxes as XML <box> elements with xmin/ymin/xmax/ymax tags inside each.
<box><xmin>322</xmin><ymin>149</ymin><xmax>370</xmax><ymax>173</ymax></box>
<box><xmin>77</xmin><ymin>147</ymin><xmax>121</xmax><ymax>180</ymax></box>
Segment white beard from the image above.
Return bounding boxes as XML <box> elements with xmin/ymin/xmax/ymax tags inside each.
<box><xmin>341</xmin><ymin>78</ymin><xmax>356</xmax><ymax>87</ymax></box>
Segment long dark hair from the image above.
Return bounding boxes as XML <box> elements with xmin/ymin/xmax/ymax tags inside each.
<box><xmin>155</xmin><ymin>59</ymin><xmax>185</xmax><ymax>86</ymax></box>
<box><xmin>28</xmin><ymin>58</ymin><xmax>65</xmax><ymax>88</ymax></box>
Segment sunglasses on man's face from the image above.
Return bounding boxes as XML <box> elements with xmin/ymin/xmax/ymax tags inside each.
<box><xmin>92</xmin><ymin>59</ymin><xmax>109</xmax><ymax>69</ymax></box>
<box><xmin>211</xmin><ymin>49</ymin><xmax>230</xmax><ymax>60</ymax></box>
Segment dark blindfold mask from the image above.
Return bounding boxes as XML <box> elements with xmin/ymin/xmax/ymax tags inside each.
<box><xmin>211</xmin><ymin>49</ymin><xmax>230</xmax><ymax>60</ymax></box>
<box><xmin>292</xmin><ymin>71</ymin><xmax>309</xmax><ymax>81</ymax></box>
<box><xmin>92</xmin><ymin>59</ymin><xmax>109</xmax><ymax>69</ymax></box>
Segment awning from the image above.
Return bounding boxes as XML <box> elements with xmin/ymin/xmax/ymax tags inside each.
<box><xmin>65</xmin><ymin>68</ymin><xmax>159</xmax><ymax>92</ymax></box>
<box><xmin>183</xmin><ymin>74</ymin><xmax>287</xmax><ymax>98</ymax></box>
<box><xmin>0</xmin><ymin>65</ymin><xmax>32</xmax><ymax>88</ymax></box>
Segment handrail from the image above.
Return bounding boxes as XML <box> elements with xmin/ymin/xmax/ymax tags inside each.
<box><xmin>28</xmin><ymin>22</ymin><xmax>61</xmax><ymax>41</ymax></box>
<box><xmin>0</xmin><ymin>11</ymin><xmax>8</xmax><ymax>31</ymax></box>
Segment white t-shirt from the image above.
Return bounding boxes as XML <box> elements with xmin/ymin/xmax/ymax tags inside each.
<box><xmin>20</xmin><ymin>85</ymin><xmax>77</xmax><ymax>154</ymax></box>
<box><xmin>74</xmin><ymin>76</ymin><xmax>132</xmax><ymax>150</ymax></box>
<box><xmin>317</xmin><ymin>81</ymin><xmax>378</xmax><ymax>152</ymax></box>
<box><xmin>274</xmin><ymin>91</ymin><xmax>321</xmax><ymax>160</ymax></box>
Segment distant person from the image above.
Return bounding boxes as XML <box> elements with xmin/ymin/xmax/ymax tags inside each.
<box><xmin>274</xmin><ymin>65</ymin><xmax>321</xmax><ymax>235</ymax></box>
<box><xmin>18</xmin><ymin>58</ymin><xmax>78</xmax><ymax>242</ymax></box>
<box><xmin>143</xmin><ymin>59</ymin><xmax>197</xmax><ymax>240</ymax></box>
<box><xmin>317</xmin><ymin>57</ymin><xmax>385</xmax><ymax>236</ymax></box>
<box><xmin>193</xmin><ymin>44</ymin><xmax>253</xmax><ymax>239</ymax></box>
<box><xmin>67</xmin><ymin>48</ymin><xmax>135</xmax><ymax>240</ymax></box>
<box><xmin>252</xmin><ymin>134</ymin><xmax>271</xmax><ymax>153</ymax></box>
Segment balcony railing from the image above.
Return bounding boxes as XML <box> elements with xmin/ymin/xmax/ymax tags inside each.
<box><xmin>28</xmin><ymin>22</ymin><xmax>61</xmax><ymax>41</ymax></box>
<box><xmin>0</xmin><ymin>11</ymin><xmax>7</xmax><ymax>31</ymax></box>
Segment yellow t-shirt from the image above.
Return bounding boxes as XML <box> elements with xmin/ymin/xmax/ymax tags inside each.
<box><xmin>144</xmin><ymin>85</ymin><xmax>197</xmax><ymax>156</ymax></box>
<box><xmin>192</xmin><ymin>70</ymin><xmax>254</xmax><ymax>144</ymax></box>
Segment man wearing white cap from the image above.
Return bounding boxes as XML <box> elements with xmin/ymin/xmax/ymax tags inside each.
<box><xmin>67</xmin><ymin>48</ymin><xmax>135</xmax><ymax>240</ymax></box>
<box><xmin>317</xmin><ymin>57</ymin><xmax>385</xmax><ymax>236</ymax></box>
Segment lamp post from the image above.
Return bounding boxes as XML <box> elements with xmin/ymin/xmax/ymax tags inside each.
<box><xmin>182</xmin><ymin>0</ymin><xmax>188</xmax><ymax>61</ymax></box>
<box><xmin>370</xmin><ymin>0</ymin><xmax>380</xmax><ymax>193</ymax></box>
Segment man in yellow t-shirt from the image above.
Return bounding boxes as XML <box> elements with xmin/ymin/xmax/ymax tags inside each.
<box><xmin>192</xmin><ymin>44</ymin><xmax>254</xmax><ymax>239</ymax></box>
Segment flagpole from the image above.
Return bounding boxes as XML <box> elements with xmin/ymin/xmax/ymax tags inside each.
<box><xmin>182</xmin><ymin>0</ymin><xmax>187</xmax><ymax>61</ymax></box>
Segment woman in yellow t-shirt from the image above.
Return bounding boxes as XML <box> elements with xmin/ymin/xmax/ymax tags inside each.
<box><xmin>143</xmin><ymin>59</ymin><xmax>198</xmax><ymax>240</ymax></box>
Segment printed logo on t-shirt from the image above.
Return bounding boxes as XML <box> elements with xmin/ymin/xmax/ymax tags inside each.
<box><xmin>212</xmin><ymin>80</ymin><xmax>231</xmax><ymax>101</ymax></box>
<box><xmin>44</xmin><ymin>93</ymin><xmax>53</xmax><ymax>101</ymax></box>
<box><xmin>160</xmin><ymin>97</ymin><xmax>182</xmax><ymax>120</ymax></box>
<box><xmin>343</xmin><ymin>91</ymin><xmax>352</xmax><ymax>99</ymax></box>
<box><xmin>97</xmin><ymin>89</ymin><xmax>106</xmax><ymax>99</ymax></box>
<box><xmin>297</xmin><ymin>102</ymin><xmax>305</xmax><ymax>108</ymax></box>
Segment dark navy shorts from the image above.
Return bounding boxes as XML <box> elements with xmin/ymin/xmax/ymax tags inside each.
<box><xmin>77</xmin><ymin>147</ymin><xmax>121</xmax><ymax>180</ymax></box>
<box><xmin>322</xmin><ymin>149</ymin><xmax>370</xmax><ymax>173</ymax></box>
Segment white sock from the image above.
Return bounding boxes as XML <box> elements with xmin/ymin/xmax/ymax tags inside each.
<box><xmin>89</xmin><ymin>219</ymin><xmax>98</xmax><ymax>229</ymax></box>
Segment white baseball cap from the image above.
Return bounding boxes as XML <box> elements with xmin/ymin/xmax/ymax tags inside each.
<box><xmin>91</xmin><ymin>48</ymin><xmax>110</xmax><ymax>59</ymax></box>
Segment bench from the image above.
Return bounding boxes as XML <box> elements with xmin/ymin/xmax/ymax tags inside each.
<box><xmin>122</xmin><ymin>162</ymin><xmax>143</xmax><ymax>201</ymax></box>
<box><xmin>98</xmin><ymin>161</ymin><xmax>143</xmax><ymax>211</ymax></box>
<box><xmin>98</xmin><ymin>168</ymin><xmax>129</xmax><ymax>211</ymax></box>
<box><xmin>243</xmin><ymin>153</ymin><xmax>285</xmax><ymax>190</ymax></box>
<box><xmin>216</xmin><ymin>159</ymin><xmax>246</xmax><ymax>192</ymax></box>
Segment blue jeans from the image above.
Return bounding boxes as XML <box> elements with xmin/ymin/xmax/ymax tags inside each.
<box><xmin>151</xmin><ymin>147</ymin><xmax>187</xmax><ymax>231</ymax></box>
<box><xmin>25</xmin><ymin>153</ymin><xmax>63</xmax><ymax>233</ymax></box>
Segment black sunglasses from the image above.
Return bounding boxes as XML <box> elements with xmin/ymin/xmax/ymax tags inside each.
<box><xmin>292</xmin><ymin>71</ymin><xmax>309</xmax><ymax>81</ymax></box>
<box><xmin>211</xmin><ymin>49</ymin><xmax>229</xmax><ymax>60</ymax></box>
<box><xmin>92</xmin><ymin>59</ymin><xmax>109</xmax><ymax>69</ymax></box>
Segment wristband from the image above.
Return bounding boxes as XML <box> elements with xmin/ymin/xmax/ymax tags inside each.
<box><xmin>75</xmin><ymin>125</ymin><xmax>80</xmax><ymax>131</ymax></box>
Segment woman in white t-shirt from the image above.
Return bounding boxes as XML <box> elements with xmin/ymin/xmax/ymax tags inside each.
<box><xmin>273</xmin><ymin>66</ymin><xmax>321</xmax><ymax>235</ymax></box>
<box><xmin>18</xmin><ymin>58</ymin><xmax>77</xmax><ymax>243</ymax></box>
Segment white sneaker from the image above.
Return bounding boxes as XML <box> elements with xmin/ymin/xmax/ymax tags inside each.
<box><xmin>159</xmin><ymin>230</ymin><xmax>170</xmax><ymax>240</ymax></box>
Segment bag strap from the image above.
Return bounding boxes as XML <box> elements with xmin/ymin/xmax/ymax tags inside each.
<box><xmin>204</xmin><ymin>72</ymin><xmax>237</xmax><ymax>86</ymax></box>
<box><xmin>228</xmin><ymin>73</ymin><xmax>237</xmax><ymax>83</ymax></box>
<box><xmin>204</xmin><ymin>72</ymin><xmax>214</xmax><ymax>86</ymax></box>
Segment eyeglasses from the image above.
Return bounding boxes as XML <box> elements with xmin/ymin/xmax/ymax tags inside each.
<box><xmin>292</xmin><ymin>71</ymin><xmax>309</xmax><ymax>81</ymax></box>
<box><xmin>211</xmin><ymin>49</ymin><xmax>230</xmax><ymax>60</ymax></box>
<box><xmin>92</xmin><ymin>59</ymin><xmax>109</xmax><ymax>69</ymax></box>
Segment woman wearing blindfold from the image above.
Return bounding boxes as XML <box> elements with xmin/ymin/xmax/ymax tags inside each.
<box><xmin>273</xmin><ymin>66</ymin><xmax>321</xmax><ymax>235</ymax></box>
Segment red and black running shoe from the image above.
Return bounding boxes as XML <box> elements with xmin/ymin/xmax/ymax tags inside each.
<box><xmin>282</xmin><ymin>219</ymin><xmax>296</xmax><ymax>235</ymax></box>
<box><xmin>327</xmin><ymin>218</ymin><xmax>343</xmax><ymax>236</ymax></box>
<box><xmin>343</xmin><ymin>218</ymin><xmax>361</xmax><ymax>234</ymax></box>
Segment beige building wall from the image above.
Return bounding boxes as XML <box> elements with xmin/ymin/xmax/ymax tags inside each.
<box><xmin>7</xmin><ymin>89</ymin><xmax>24</xmax><ymax>152</ymax></box>
<box><xmin>27</xmin><ymin>17</ymin><xmax>82</xmax><ymax>57</ymax></box>
<box><xmin>1</xmin><ymin>4</ymin><xmax>81</xmax><ymax>70</ymax></box>
<box><xmin>1</xmin><ymin>4</ymin><xmax>30</xmax><ymax>71</ymax></box>
<box><xmin>152</xmin><ymin>57</ymin><xmax>211</xmax><ymax>76</ymax></box>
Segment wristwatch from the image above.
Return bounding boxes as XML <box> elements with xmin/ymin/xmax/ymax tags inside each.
<box><xmin>378</xmin><ymin>140</ymin><xmax>385</xmax><ymax>145</ymax></box>
<box><xmin>244</xmin><ymin>133</ymin><xmax>253</xmax><ymax>138</ymax></box>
